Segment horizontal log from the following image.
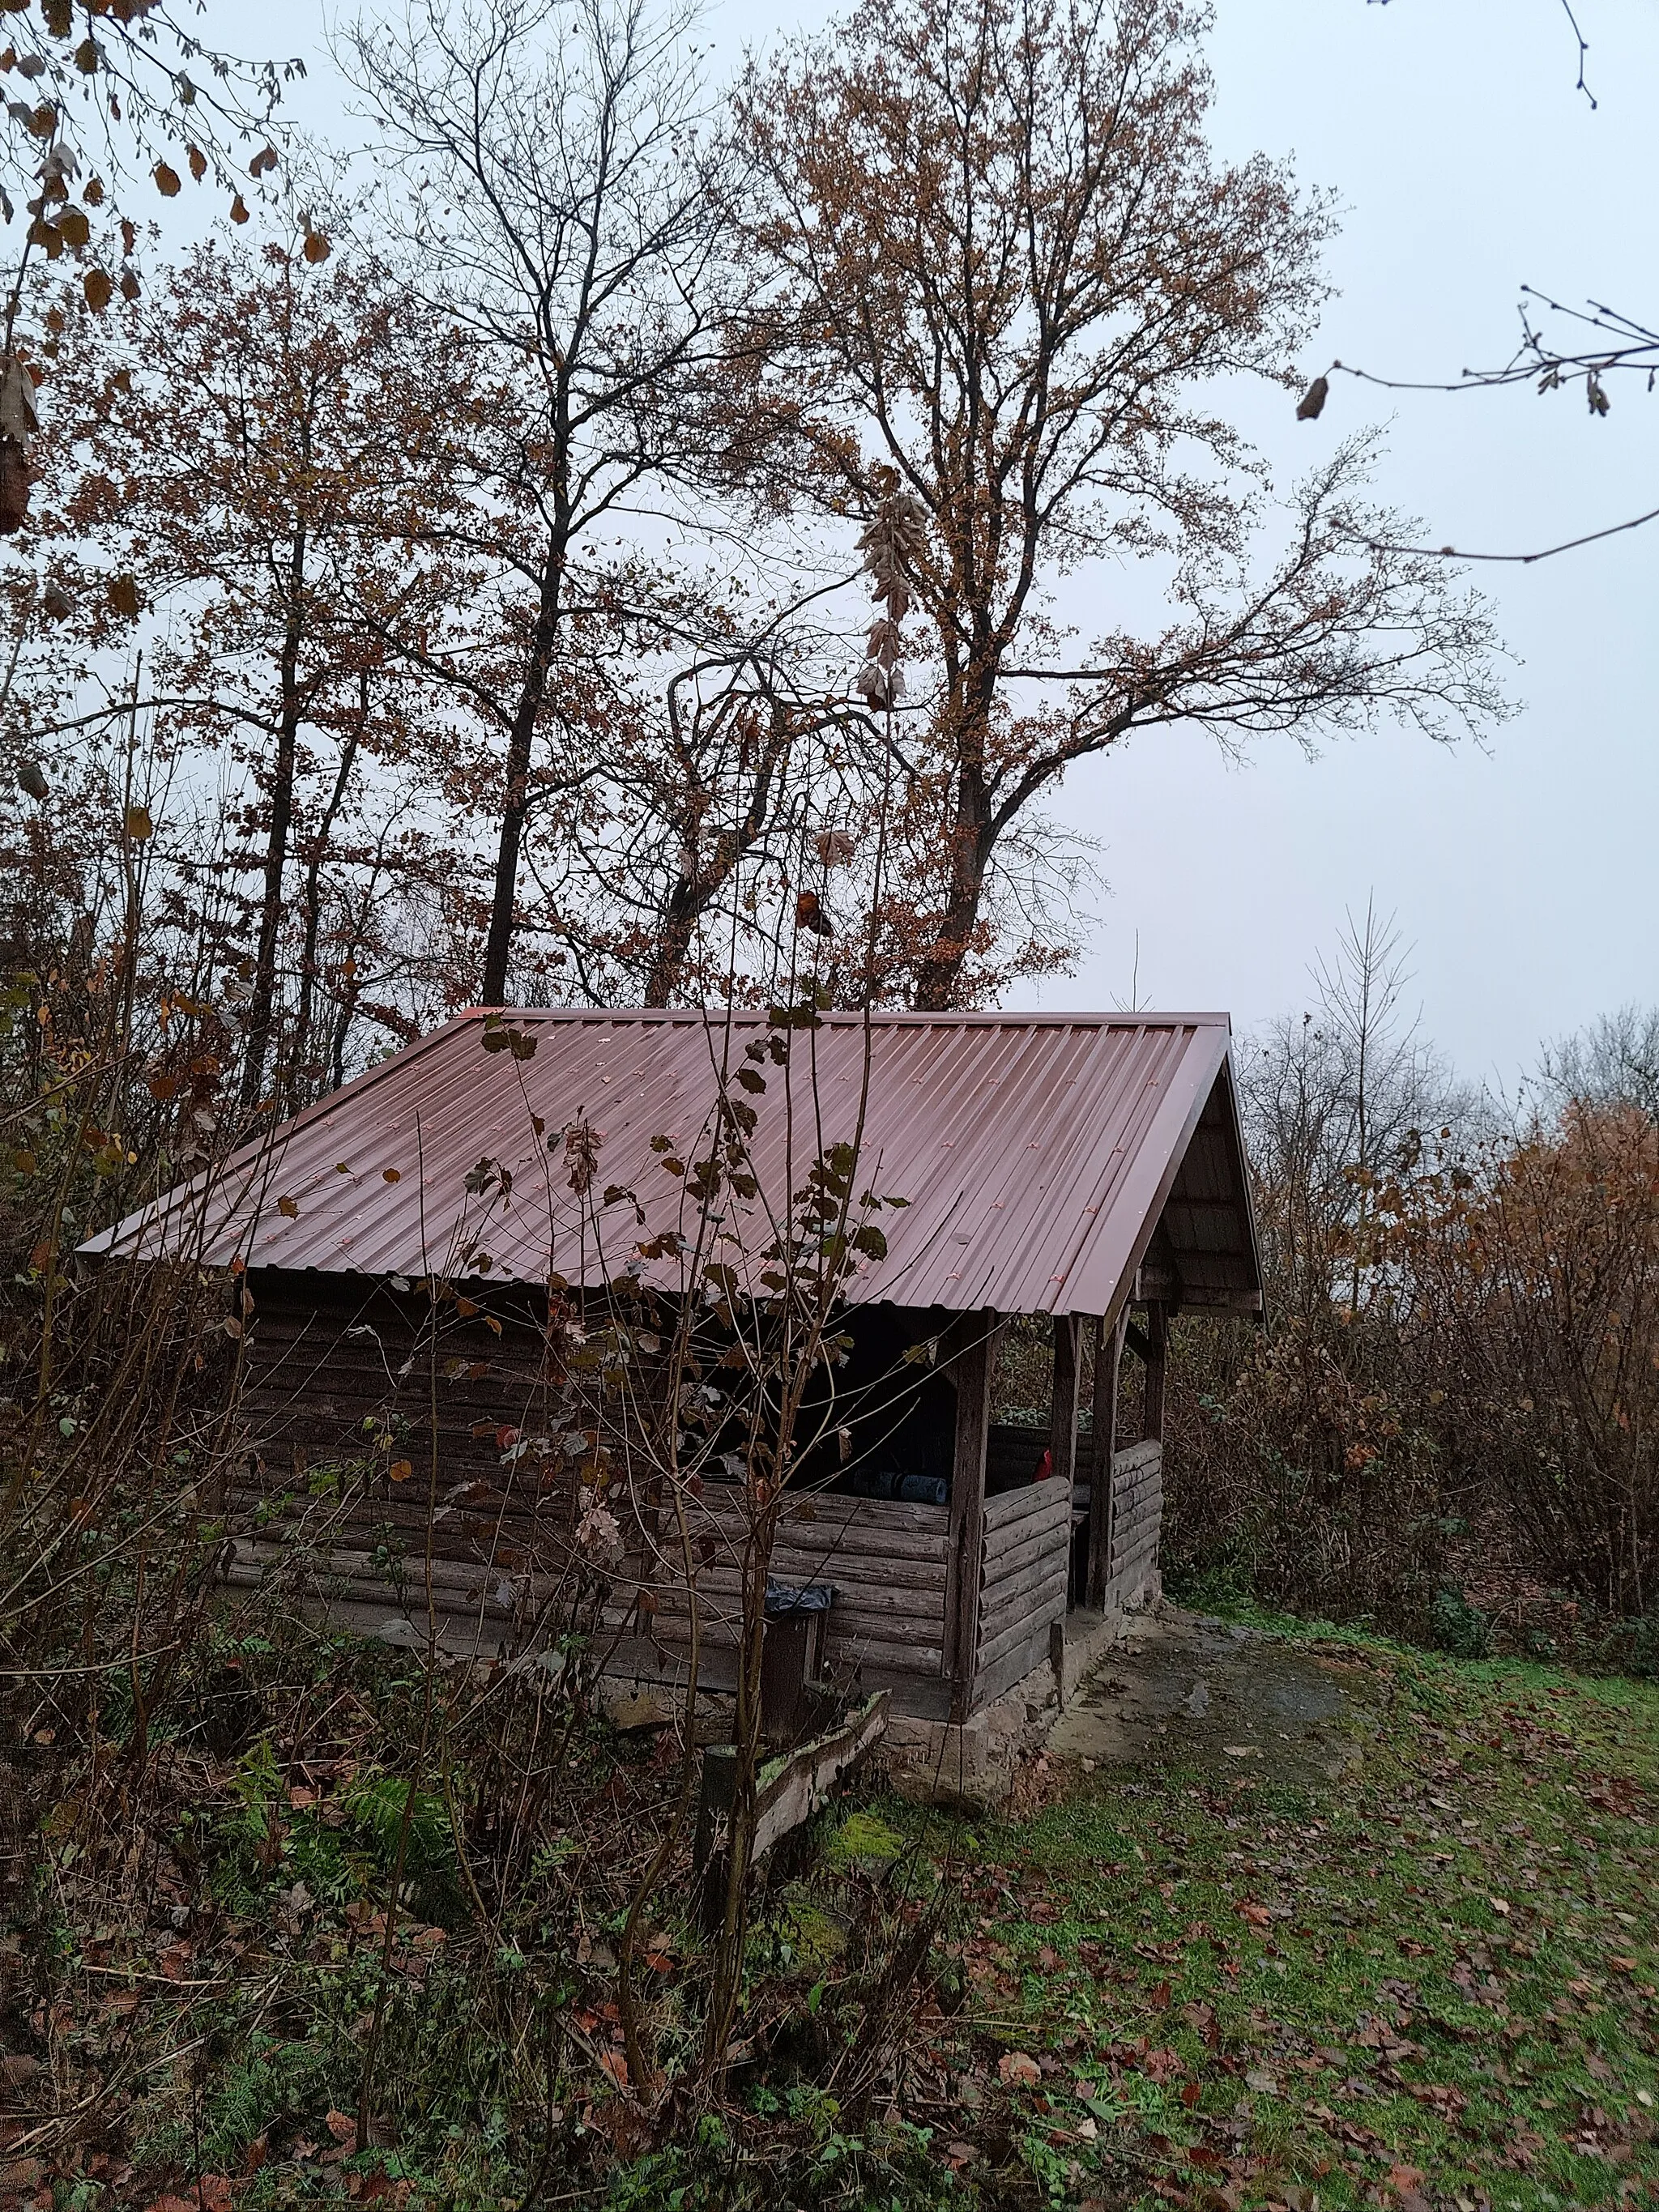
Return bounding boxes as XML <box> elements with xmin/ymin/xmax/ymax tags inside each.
<box><xmin>659</xmin><ymin>1568</ymin><xmax>945</xmax><ymax>1628</ymax></box>
<box><xmin>607</xmin><ymin>1633</ymin><xmax>956</xmax><ymax>1711</ymax></box>
<box><xmin>223</xmin><ymin>1558</ymin><xmax>525</xmax><ymax>1621</ymax></box>
<box><xmin>976</xmin><ymin>1583</ymin><xmax>1066</xmax><ymax>1676</ymax></box>
<box><xmin>980</xmin><ymin>1542</ymin><xmax>1068</xmax><ymax>1613</ymax></box>
<box><xmin>681</xmin><ymin>1526</ymin><xmax>949</xmax><ymax>1571</ymax></box>
<box><xmin>634</xmin><ymin>1543</ymin><xmax>948</xmax><ymax>1600</ymax></box>
<box><xmin>228</xmin><ymin>1520</ymin><xmax>574</xmax><ymax>1576</ymax></box>
<box><xmin>829</xmin><ymin>1635</ymin><xmax>945</xmax><ymax>1676</ymax></box>
<box><xmin>697</xmin><ymin>1491</ymin><xmax>951</xmax><ymax>1542</ymax></box>
<box><xmin>645</xmin><ymin>1622</ymin><xmax>948</xmax><ymax>1675</ymax></box>
<box><xmin>225</xmin><ymin>1528</ymin><xmax>647</xmax><ymax>1605</ymax></box>
<box><xmin>665</xmin><ymin>1550</ymin><xmax>949</xmax><ymax>1601</ymax></box>
<box><xmin>224</xmin><ymin>1504</ymin><xmax>604</xmax><ymax>1564</ymax></box>
<box><xmin>222</xmin><ymin>1562</ymin><xmax>522</xmax><ymax>1626</ymax></box>
<box><xmin>970</xmin><ymin>1630</ymin><xmax>1054</xmax><ymax>1712</ymax></box>
<box><xmin>1074</xmin><ymin>1472</ymin><xmax>1161</xmax><ymax>1520</ymax></box>
<box><xmin>1109</xmin><ymin>1471</ymin><xmax>1162</xmax><ymax>1515</ymax></box>
<box><xmin>228</xmin><ymin>1481</ymin><xmax>588</xmax><ymax>1528</ymax></box>
<box><xmin>1110</xmin><ymin>1497</ymin><xmax>1162</xmax><ymax>1549</ymax></box>
<box><xmin>641</xmin><ymin>1601</ymin><xmax>942</xmax><ymax>1663</ymax></box>
<box><xmin>667</xmin><ymin>1511</ymin><xmax>950</xmax><ymax>1571</ymax></box>
<box><xmin>980</xmin><ymin>1514</ymin><xmax>1070</xmax><ymax>1592</ymax></box>
<box><xmin>1111</xmin><ymin>1523</ymin><xmax>1159</xmax><ymax>1566</ymax></box>
<box><xmin>979</xmin><ymin>1548</ymin><xmax>1069</xmax><ymax>1630</ymax></box>
<box><xmin>1111</xmin><ymin>1502</ymin><xmax>1158</xmax><ymax>1541</ymax></box>
<box><xmin>985</xmin><ymin>1482</ymin><xmax>1070</xmax><ymax>1537</ymax></box>
<box><xmin>1111</xmin><ymin>1439</ymin><xmax>1162</xmax><ymax>1480</ymax></box>
<box><xmin>644</xmin><ymin>1630</ymin><xmax>946</xmax><ymax>1685</ymax></box>
<box><xmin>646</xmin><ymin>1601</ymin><xmax>946</xmax><ymax>1663</ymax></box>
<box><xmin>984</xmin><ymin>1479</ymin><xmax>1070</xmax><ymax>1535</ymax></box>
<box><xmin>225</xmin><ymin>1537</ymin><xmax>561</xmax><ymax>1603</ymax></box>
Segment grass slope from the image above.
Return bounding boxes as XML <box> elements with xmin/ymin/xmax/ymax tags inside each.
<box><xmin>913</xmin><ymin>1618</ymin><xmax>1657</xmax><ymax>2210</ymax></box>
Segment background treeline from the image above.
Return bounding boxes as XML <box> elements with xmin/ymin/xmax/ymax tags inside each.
<box><xmin>1163</xmin><ymin>918</ymin><xmax>1659</xmax><ymax>1664</ymax></box>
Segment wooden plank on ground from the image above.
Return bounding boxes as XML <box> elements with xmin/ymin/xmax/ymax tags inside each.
<box><xmin>694</xmin><ymin>1691</ymin><xmax>891</xmax><ymax>1923</ymax></box>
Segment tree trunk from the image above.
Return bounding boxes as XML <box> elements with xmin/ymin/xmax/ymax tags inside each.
<box><xmin>641</xmin><ymin>702</ymin><xmax>792</xmax><ymax>1007</ymax></box>
<box><xmin>643</xmin><ymin>882</ymin><xmax>701</xmax><ymax>1008</ymax></box>
<box><xmin>240</xmin><ymin>531</ymin><xmax>307</xmax><ymax>1115</ymax></box>
<box><xmin>289</xmin><ymin>676</ymin><xmax>366</xmax><ymax>1113</ymax></box>
<box><xmin>911</xmin><ymin>671</ymin><xmax>996</xmax><ymax>1012</ymax></box>
<box><xmin>480</xmin><ymin>537</ymin><xmax>565</xmax><ymax>1007</ymax></box>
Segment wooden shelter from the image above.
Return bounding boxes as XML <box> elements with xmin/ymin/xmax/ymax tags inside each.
<box><xmin>85</xmin><ymin>1009</ymin><xmax>1262</xmax><ymax>1723</ymax></box>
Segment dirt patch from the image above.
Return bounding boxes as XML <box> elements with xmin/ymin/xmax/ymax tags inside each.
<box><xmin>1050</xmin><ymin>1607</ymin><xmax>1367</xmax><ymax>1788</ymax></box>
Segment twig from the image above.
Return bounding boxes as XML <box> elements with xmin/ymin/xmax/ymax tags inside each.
<box><xmin>1357</xmin><ymin>502</ymin><xmax>1659</xmax><ymax>565</ymax></box>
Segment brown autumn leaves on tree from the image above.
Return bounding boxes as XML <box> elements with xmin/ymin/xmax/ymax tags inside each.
<box><xmin>737</xmin><ymin>0</ymin><xmax>1507</xmax><ymax>1009</ymax></box>
<box><xmin>0</xmin><ymin>0</ymin><xmax>305</xmax><ymax>539</ymax></box>
<box><xmin>4</xmin><ymin>0</ymin><xmax>1506</xmax><ymax>1074</ymax></box>
<box><xmin>14</xmin><ymin>236</ymin><xmax>476</xmax><ymax>1116</ymax></box>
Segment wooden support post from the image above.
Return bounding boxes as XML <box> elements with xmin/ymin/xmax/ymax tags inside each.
<box><xmin>1052</xmin><ymin>1311</ymin><xmax>1084</xmax><ymax>1613</ymax></box>
<box><xmin>946</xmin><ymin>1312</ymin><xmax>996</xmax><ymax>1723</ymax></box>
<box><xmin>1049</xmin><ymin>1312</ymin><xmax>1082</xmax><ymax>1498</ymax></box>
<box><xmin>1143</xmin><ymin>1300</ymin><xmax>1169</xmax><ymax>1446</ymax></box>
<box><xmin>1085</xmin><ymin>1309</ymin><xmax>1124</xmax><ymax>1609</ymax></box>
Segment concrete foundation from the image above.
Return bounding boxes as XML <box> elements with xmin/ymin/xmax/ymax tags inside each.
<box><xmin>881</xmin><ymin>1575</ymin><xmax>1162</xmax><ymax>1808</ymax></box>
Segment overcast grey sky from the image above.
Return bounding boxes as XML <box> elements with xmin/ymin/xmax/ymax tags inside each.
<box><xmin>222</xmin><ymin>0</ymin><xmax>1658</xmax><ymax>1080</ymax></box>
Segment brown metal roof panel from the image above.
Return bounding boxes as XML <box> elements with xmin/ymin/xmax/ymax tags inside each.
<box><xmin>82</xmin><ymin>1008</ymin><xmax>1258</xmax><ymax>1319</ymax></box>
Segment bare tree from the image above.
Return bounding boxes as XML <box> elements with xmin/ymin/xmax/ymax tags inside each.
<box><xmin>1313</xmin><ymin>3</ymin><xmax>1659</xmax><ymax>566</ymax></box>
<box><xmin>341</xmin><ymin>0</ymin><xmax>743</xmax><ymax>1005</ymax></box>
<box><xmin>1241</xmin><ymin>901</ymin><xmax>1472</xmax><ymax>1321</ymax></box>
<box><xmin>521</xmin><ymin>595</ymin><xmax>889</xmax><ymax>1007</ymax></box>
<box><xmin>1539</xmin><ymin>1004</ymin><xmax>1659</xmax><ymax>1126</ymax></box>
<box><xmin>738</xmin><ymin>0</ymin><xmax>1509</xmax><ymax>1010</ymax></box>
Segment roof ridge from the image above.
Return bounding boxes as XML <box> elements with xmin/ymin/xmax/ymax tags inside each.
<box><xmin>452</xmin><ymin>1005</ymin><xmax>1233</xmax><ymax>1028</ymax></box>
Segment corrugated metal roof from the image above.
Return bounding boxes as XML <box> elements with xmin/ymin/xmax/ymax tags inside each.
<box><xmin>83</xmin><ymin>1009</ymin><xmax>1261</xmax><ymax>1319</ymax></box>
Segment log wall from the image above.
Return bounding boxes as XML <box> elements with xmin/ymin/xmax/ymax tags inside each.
<box><xmin>225</xmin><ymin>1280</ymin><xmax>640</xmax><ymax>1633</ymax></box>
<box><xmin>227</xmin><ymin>1281</ymin><xmax>1164</xmax><ymax>1709</ymax></box>
<box><xmin>986</xmin><ymin>1421</ymin><xmax>1051</xmax><ymax>1494</ymax></box>
<box><xmin>228</xmin><ymin>1280</ymin><xmax>954</xmax><ymax>1688</ymax></box>
<box><xmin>637</xmin><ymin>1486</ymin><xmax>951</xmax><ymax>1688</ymax></box>
<box><xmin>1102</xmin><ymin>1437</ymin><xmax>1162</xmax><ymax>1613</ymax></box>
<box><xmin>970</xmin><ymin>1477</ymin><xmax>1071</xmax><ymax>1709</ymax></box>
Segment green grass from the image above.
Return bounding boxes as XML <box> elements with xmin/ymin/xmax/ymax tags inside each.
<box><xmin>906</xmin><ymin>1625</ymin><xmax>1659</xmax><ymax>2210</ymax></box>
<box><xmin>31</xmin><ymin>1613</ymin><xmax>1657</xmax><ymax>2211</ymax></box>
